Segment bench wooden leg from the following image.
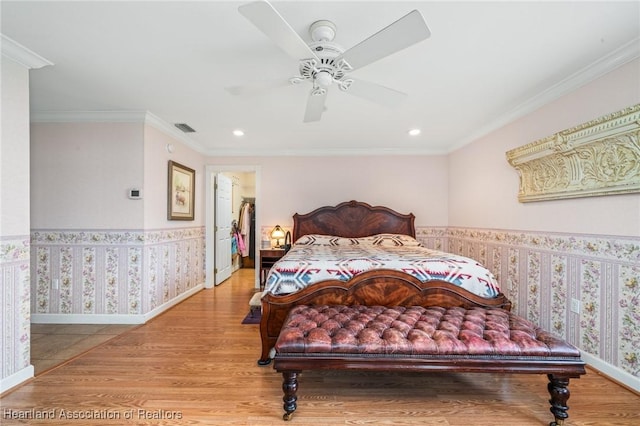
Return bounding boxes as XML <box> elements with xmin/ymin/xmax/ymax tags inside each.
<box><xmin>282</xmin><ymin>371</ymin><xmax>300</xmax><ymax>421</ymax></box>
<box><xmin>547</xmin><ymin>374</ymin><xmax>571</xmax><ymax>426</ymax></box>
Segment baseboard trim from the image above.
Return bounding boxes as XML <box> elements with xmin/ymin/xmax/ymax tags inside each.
<box><xmin>0</xmin><ymin>365</ymin><xmax>34</xmax><ymax>395</ymax></box>
<box><xmin>31</xmin><ymin>284</ymin><xmax>204</xmax><ymax>325</ymax></box>
<box><xmin>582</xmin><ymin>351</ymin><xmax>640</xmax><ymax>394</ymax></box>
<box><xmin>31</xmin><ymin>313</ymin><xmax>146</xmax><ymax>324</ymax></box>
<box><xmin>142</xmin><ymin>284</ymin><xmax>203</xmax><ymax>322</ymax></box>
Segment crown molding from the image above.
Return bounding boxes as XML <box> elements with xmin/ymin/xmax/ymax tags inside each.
<box><xmin>30</xmin><ymin>111</ymin><xmax>447</xmax><ymax>157</ymax></box>
<box><xmin>30</xmin><ymin>110</ymin><xmax>148</xmax><ymax>123</ymax></box>
<box><xmin>1</xmin><ymin>34</ymin><xmax>53</xmax><ymax>69</ymax></box>
<box><xmin>30</xmin><ymin>110</ymin><xmax>207</xmax><ymax>154</ymax></box>
<box><xmin>143</xmin><ymin>112</ymin><xmax>205</xmax><ymax>154</ymax></box>
<box><xmin>203</xmin><ymin>146</ymin><xmax>448</xmax><ymax>157</ymax></box>
<box><xmin>26</xmin><ymin>37</ymin><xmax>638</xmax><ymax>159</ymax></box>
<box><xmin>449</xmin><ymin>37</ymin><xmax>640</xmax><ymax>153</ymax></box>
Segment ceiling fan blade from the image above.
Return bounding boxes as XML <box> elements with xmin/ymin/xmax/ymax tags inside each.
<box><xmin>338</xmin><ymin>10</ymin><xmax>430</xmax><ymax>71</ymax></box>
<box><xmin>225</xmin><ymin>78</ymin><xmax>291</xmax><ymax>97</ymax></box>
<box><xmin>239</xmin><ymin>0</ymin><xmax>319</xmax><ymax>61</ymax></box>
<box><xmin>303</xmin><ymin>90</ymin><xmax>327</xmax><ymax>122</ymax></box>
<box><xmin>343</xmin><ymin>78</ymin><xmax>407</xmax><ymax>109</ymax></box>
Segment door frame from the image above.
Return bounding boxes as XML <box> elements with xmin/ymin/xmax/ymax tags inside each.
<box><xmin>204</xmin><ymin>164</ymin><xmax>261</xmax><ymax>289</ymax></box>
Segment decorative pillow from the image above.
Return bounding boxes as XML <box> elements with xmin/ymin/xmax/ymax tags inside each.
<box><xmin>294</xmin><ymin>234</ymin><xmax>359</xmax><ymax>246</ymax></box>
<box><xmin>295</xmin><ymin>233</ymin><xmax>422</xmax><ymax>247</ymax></box>
<box><xmin>361</xmin><ymin>234</ymin><xmax>423</xmax><ymax>247</ymax></box>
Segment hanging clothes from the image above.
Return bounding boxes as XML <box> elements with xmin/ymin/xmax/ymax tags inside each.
<box><xmin>236</xmin><ymin>230</ymin><xmax>246</xmax><ymax>255</ymax></box>
<box><xmin>238</xmin><ymin>200</ymin><xmax>254</xmax><ymax>258</ymax></box>
<box><xmin>248</xmin><ymin>205</ymin><xmax>255</xmax><ymax>260</ymax></box>
<box><xmin>231</xmin><ymin>235</ymin><xmax>238</xmax><ymax>255</ymax></box>
<box><xmin>231</xmin><ymin>221</ymin><xmax>239</xmax><ymax>256</ymax></box>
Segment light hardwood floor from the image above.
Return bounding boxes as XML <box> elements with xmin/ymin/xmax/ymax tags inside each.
<box><xmin>31</xmin><ymin>324</ymin><xmax>138</xmax><ymax>375</ymax></box>
<box><xmin>2</xmin><ymin>268</ymin><xmax>638</xmax><ymax>425</ymax></box>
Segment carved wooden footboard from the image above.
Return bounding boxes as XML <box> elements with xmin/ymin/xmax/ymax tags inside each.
<box><xmin>259</xmin><ymin>201</ymin><xmax>510</xmax><ymax>364</ymax></box>
<box><xmin>258</xmin><ymin>269</ymin><xmax>512</xmax><ymax>364</ymax></box>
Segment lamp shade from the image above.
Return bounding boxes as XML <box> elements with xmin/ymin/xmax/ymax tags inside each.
<box><xmin>270</xmin><ymin>225</ymin><xmax>285</xmax><ymax>245</ymax></box>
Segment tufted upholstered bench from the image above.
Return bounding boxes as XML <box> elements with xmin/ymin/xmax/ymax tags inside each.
<box><xmin>273</xmin><ymin>304</ymin><xmax>586</xmax><ymax>424</ymax></box>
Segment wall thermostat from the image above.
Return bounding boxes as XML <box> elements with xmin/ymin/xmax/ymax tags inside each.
<box><xmin>128</xmin><ymin>188</ymin><xmax>143</xmax><ymax>199</ymax></box>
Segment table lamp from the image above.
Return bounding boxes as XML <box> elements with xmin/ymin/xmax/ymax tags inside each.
<box><xmin>270</xmin><ymin>225</ymin><xmax>286</xmax><ymax>248</ymax></box>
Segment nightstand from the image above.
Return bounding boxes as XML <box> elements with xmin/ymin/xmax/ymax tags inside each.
<box><xmin>259</xmin><ymin>248</ymin><xmax>285</xmax><ymax>290</ymax></box>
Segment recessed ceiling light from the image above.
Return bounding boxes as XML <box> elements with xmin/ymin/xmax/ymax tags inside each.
<box><xmin>408</xmin><ymin>128</ymin><xmax>421</xmax><ymax>136</ymax></box>
<box><xmin>233</xmin><ymin>129</ymin><xmax>245</xmax><ymax>137</ymax></box>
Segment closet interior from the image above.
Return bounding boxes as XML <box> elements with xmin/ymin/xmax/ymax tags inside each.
<box><xmin>224</xmin><ymin>172</ymin><xmax>256</xmax><ymax>272</ymax></box>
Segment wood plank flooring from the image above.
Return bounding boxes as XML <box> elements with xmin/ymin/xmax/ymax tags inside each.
<box><xmin>2</xmin><ymin>268</ymin><xmax>638</xmax><ymax>425</ymax></box>
<box><xmin>30</xmin><ymin>323</ymin><xmax>138</xmax><ymax>375</ymax></box>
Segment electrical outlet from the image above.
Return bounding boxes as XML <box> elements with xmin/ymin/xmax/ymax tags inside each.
<box><xmin>570</xmin><ymin>298</ymin><xmax>581</xmax><ymax>314</ymax></box>
<box><xmin>52</xmin><ymin>279</ymin><xmax>59</xmax><ymax>290</ymax></box>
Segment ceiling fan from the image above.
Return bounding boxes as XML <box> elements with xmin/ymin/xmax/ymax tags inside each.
<box><xmin>226</xmin><ymin>0</ymin><xmax>431</xmax><ymax>122</ymax></box>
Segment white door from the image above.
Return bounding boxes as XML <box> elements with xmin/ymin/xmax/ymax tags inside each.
<box><xmin>215</xmin><ymin>173</ymin><xmax>233</xmax><ymax>284</ymax></box>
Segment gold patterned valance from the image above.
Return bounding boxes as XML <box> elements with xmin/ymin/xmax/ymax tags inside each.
<box><xmin>506</xmin><ymin>104</ymin><xmax>640</xmax><ymax>202</ymax></box>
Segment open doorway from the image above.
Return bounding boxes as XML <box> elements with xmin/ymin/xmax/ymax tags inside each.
<box><xmin>205</xmin><ymin>165</ymin><xmax>260</xmax><ymax>289</ymax></box>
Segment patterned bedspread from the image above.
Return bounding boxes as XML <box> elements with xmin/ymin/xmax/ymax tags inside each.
<box><xmin>264</xmin><ymin>234</ymin><xmax>500</xmax><ymax>299</ymax></box>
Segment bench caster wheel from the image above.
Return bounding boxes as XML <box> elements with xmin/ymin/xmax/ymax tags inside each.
<box><xmin>283</xmin><ymin>412</ymin><xmax>293</xmax><ymax>421</ymax></box>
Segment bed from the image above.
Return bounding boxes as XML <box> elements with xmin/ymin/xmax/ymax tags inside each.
<box><xmin>258</xmin><ymin>200</ymin><xmax>512</xmax><ymax>365</ymax></box>
<box><xmin>259</xmin><ymin>201</ymin><xmax>585</xmax><ymax>424</ymax></box>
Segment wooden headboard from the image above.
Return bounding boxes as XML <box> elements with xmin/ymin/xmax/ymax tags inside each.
<box><xmin>292</xmin><ymin>200</ymin><xmax>416</xmax><ymax>242</ymax></box>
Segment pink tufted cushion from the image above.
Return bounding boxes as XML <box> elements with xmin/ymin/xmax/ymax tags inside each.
<box><xmin>275</xmin><ymin>305</ymin><xmax>580</xmax><ymax>358</ymax></box>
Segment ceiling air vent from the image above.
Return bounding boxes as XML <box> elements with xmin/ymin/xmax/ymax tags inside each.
<box><xmin>174</xmin><ymin>123</ymin><xmax>196</xmax><ymax>133</ymax></box>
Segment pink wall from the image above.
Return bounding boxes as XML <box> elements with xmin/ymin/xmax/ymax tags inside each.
<box><xmin>31</xmin><ymin>122</ymin><xmax>144</xmax><ymax>229</ymax></box>
<box><xmin>143</xmin><ymin>124</ymin><xmax>206</xmax><ymax>229</ymax></box>
<box><xmin>1</xmin><ymin>59</ymin><xmax>31</xmax><ymax>234</ymax></box>
<box><xmin>207</xmin><ymin>155</ymin><xmax>449</xmax><ymax>228</ymax></box>
<box><xmin>448</xmin><ymin>59</ymin><xmax>640</xmax><ymax>237</ymax></box>
<box><xmin>29</xmin><ymin>120</ymin><xmax>207</xmax><ymax>322</ymax></box>
<box><xmin>30</xmin><ymin>121</ymin><xmax>208</xmax><ymax>231</ymax></box>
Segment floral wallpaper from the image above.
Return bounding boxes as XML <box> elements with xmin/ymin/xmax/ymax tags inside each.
<box><xmin>31</xmin><ymin>227</ymin><xmax>205</xmax><ymax>317</ymax></box>
<box><xmin>620</xmin><ymin>265</ymin><xmax>640</xmax><ymax>373</ymax></box>
<box><xmin>1</xmin><ymin>236</ymin><xmax>31</xmax><ymax>382</ymax></box>
<box><xmin>417</xmin><ymin>227</ymin><xmax>640</xmax><ymax>379</ymax></box>
<box><xmin>13</xmin><ymin>225</ymin><xmax>639</xmax><ymax>388</ymax></box>
<box><xmin>550</xmin><ymin>255</ymin><xmax>568</xmax><ymax>338</ymax></box>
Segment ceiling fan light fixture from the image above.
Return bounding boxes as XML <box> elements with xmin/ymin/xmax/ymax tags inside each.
<box><xmin>315</xmin><ymin>70</ymin><xmax>333</xmax><ymax>88</ymax></box>
<box><xmin>235</xmin><ymin>2</ymin><xmax>431</xmax><ymax>123</ymax></box>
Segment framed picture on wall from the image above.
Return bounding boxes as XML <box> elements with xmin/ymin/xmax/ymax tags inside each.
<box><xmin>168</xmin><ymin>160</ymin><xmax>195</xmax><ymax>220</ymax></box>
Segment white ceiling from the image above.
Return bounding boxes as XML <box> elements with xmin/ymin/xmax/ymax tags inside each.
<box><xmin>2</xmin><ymin>1</ymin><xmax>639</xmax><ymax>156</ymax></box>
